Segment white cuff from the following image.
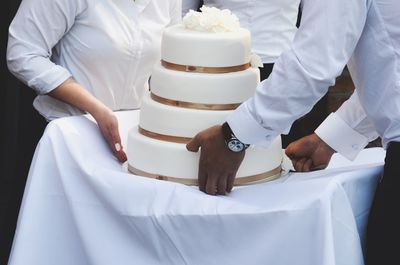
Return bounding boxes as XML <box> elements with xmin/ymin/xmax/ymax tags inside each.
<box><xmin>227</xmin><ymin>104</ymin><xmax>273</xmax><ymax>148</ymax></box>
<box><xmin>315</xmin><ymin>112</ymin><xmax>369</xmax><ymax>161</ymax></box>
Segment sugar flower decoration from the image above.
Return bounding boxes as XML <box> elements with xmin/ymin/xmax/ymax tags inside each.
<box><xmin>183</xmin><ymin>6</ymin><xmax>240</xmax><ymax>33</ymax></box>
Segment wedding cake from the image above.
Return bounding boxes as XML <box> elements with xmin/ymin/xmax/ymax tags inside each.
<box><xmin>127</xmin><ymin>6</ymin><xmax>282</xmax><ymax>185</ymax></box>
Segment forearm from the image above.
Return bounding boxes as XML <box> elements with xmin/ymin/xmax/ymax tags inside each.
<box><xmin>227</xmin><ymin>0</ymin><xmax>368</xmax><ymax>147</ymax></box>
<box><xmin>48</xmin><ymin>78</ymin><xmax>109</xmax><ymax>119</ymax></box>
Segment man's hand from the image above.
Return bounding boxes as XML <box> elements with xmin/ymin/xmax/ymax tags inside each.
<box><xmin>285</xmin><ymin>133</ymin><xmax>335</xmax><ymax>172</ymax></box>
<box><xmin>186</xmin><ymin>125</ymin><xmax>245</xmax><ymax>195</ymax></box>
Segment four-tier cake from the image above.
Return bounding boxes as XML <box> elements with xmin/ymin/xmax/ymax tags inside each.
<box><xmin>127</xmin><ymin>6</ymin><xmax>282</xmax><ymax>185</ymax></box>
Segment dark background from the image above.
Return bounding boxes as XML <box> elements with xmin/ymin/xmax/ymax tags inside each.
<box><xmin>1</xmin><ymin>0</ymin><xmax>46</xmax><ymax>263</ymax></box>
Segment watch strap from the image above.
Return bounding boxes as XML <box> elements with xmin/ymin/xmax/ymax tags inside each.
<box><xmin>222</xmin><ymin>122</ymin><xmax>250</xmax><ymax>149</ymax></box>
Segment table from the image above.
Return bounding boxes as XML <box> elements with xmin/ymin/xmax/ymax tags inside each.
<box><xmin>8</xmin><ymin>110</ymin><xmax>385</xmax><ymax>265</ymax></box>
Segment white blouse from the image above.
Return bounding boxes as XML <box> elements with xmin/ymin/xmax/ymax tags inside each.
<box><xmin>227</xmin><ymin>0</ymin><xmax>400</xmax><ymax>160</ymax></box>
<box><xmin>7</xmin><ymin>0</ymin><xmax>181</xmax><ymax>120</ymax></box>
<box><xmin>182</xmin><ymin>0</ymin><xmax>300</xmax><ymax>64</ymax></box>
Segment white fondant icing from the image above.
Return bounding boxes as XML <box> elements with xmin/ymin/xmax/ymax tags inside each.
<box><xmin>127</xmin><ymin>126</ymin><xmax>282</xmax><ymax>180</ymax></box>
<box><xmin>139</xmin><ymin>91</ymin><xmax>231</xmax><ymax>138</ymax></box>
<box><xmin>127</xmin><ymin>20</ymin><xmax>283</xmax><ymax>184</ymax></box>
<box><xmin>161</xmin><ymin>24</ymin><xmax>251</xmax><ymax>67</ymax></box>
<box><xmin>150</xmin><ymin>62</ymin><xmax>260</xmax><ymax>104</ymax></box>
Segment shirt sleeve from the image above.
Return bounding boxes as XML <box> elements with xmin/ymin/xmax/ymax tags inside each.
<box><xmin>169</xmin><ymin>0</ymin><xmax>183</xmax><ymax>26</ymax></box>
<box><xmin>7</xmin><ymin>0</ymin><xmax>87</xmax><ymax>94</ymax></box>
<box><xmin>227</xmin><ymin>0</ymin><xmax>369</xmax><ymax>147</ymax></box>
<box><xmin>315</xmin><ymin>91</ymin><xmax>379</xmax><ymax>160</ymax></box>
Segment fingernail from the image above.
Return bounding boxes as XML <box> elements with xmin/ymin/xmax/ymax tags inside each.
<box><xmin>115</xmin><ymin>143</ymin><xmax>121</xmax><ymax>152</ymax></box>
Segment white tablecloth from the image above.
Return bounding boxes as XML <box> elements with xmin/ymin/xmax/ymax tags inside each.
<box><xmin>8</xmin><ymin>110</ymin><xmax>385</xmax><ymax>265</ymax></box>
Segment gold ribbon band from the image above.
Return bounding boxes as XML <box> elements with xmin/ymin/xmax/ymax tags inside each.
<box><xmin>161</xmin><ymin>60</ymin><xmax>251</xmax><ymax>74</ymax></box>
<box><xmin>139</xmin><ymin>127</ymin><xmax>192</xmax><ymax>144</ymax></box>
<box><xmin>128</xmin><ymin>164</ymin><xmax>282</xmax><ymax>186</ymax></box>
<box><xmin>150</xmin><ymin>93</ymin><xmax>240</xmax><ymax>111</ymax></box>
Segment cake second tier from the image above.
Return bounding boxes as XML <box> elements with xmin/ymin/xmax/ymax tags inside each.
<box><xmin>150</xmin><ymin>62</ymin><xmax>260</xmax><ymax>105</ymax></box>
<box><xmin>139</xmin><ymin>91</ymin><xmax>235</xmax><ymax>138</ymax></box>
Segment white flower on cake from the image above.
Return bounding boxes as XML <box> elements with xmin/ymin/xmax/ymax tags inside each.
<box><xmin>250</xmin><ymin>53</ymin><xmax>263</xmax><ymax>68</ymax></box>
<box><xmin>183</xmin><ymin>6</ymin><xmax>240</xmax><ymax>33</ymax></box>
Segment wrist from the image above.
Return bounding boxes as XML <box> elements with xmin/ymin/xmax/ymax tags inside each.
<box><xmin>89</xmin><ymin>102</ymin><xmax>112</xmax><ymax>120</ymax></box>
<box><xmin>222</xmin><ymin>122</ymin><xmax>249</xmax><ymax>152</ymax></box>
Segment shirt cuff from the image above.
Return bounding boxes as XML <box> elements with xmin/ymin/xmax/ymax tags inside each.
<box><xmin>226</xmin><ymin>103</ymin><xmax>273</xmax><ymax>147</ymax></box>
<box><xmin>315</xmin><ymin>112</ymin><xmax>369</xmax><ymax>161</ymax></box>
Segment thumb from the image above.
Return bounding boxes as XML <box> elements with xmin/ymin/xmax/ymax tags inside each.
<box><xmin>285</xmin><ymin>141</ymin><xmax>301</xmax><ymax>159</ymax></box>
<box><xmin>186</xmin><ymin>135</ymin><xmax>201</xmax><ymax>152</ymax></box>
<box><xmin>285</xmin><ymin>135</ymin><xmax>314</xmax><ymax>159</ymax></box>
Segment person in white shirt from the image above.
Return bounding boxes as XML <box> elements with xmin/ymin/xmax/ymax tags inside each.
<box><xmin>7</xmin><ymin>0</ymin><xmax>181</xmax><ymax>161</ymax></box>
<box><xmin>182</xmin><ymin>0</ymin><xmax>330</xmax><ymax>148</ymax></box>
<box><xmin>5</xmin><ymin>0</ymin><xmax>180</xmax><ymax>263</ymax></box>
<box><xmin>186</xmin><ymin>0</ymin><xmax>399</xmax><ymax>263</ymax></box>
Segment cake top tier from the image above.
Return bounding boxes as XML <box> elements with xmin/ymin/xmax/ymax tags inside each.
<box><xmin>161</xmin><ymin>6</ymin><xmax>252</xmax><ymax>68</ymax></box>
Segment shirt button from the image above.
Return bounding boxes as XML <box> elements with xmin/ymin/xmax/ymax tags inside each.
<box><xmin>352</xmin><ymin>144</ymin><xmax>359</xmax><ymax>150</ymax></box>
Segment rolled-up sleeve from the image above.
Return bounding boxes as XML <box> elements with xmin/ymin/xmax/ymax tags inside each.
<box><xmin>227</xmin><ymin>0</ymin><xmax>369</xmax><ymax>147</ymax></box>
<box><xmin>7</xmin><ymin>0</ymin><xmax>86</xmax><ymax>94</ymax></box>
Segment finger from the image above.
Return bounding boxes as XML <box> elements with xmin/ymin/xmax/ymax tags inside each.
<box><xmin>294</xmin><ymin>157</ymin><xmax>307</xmax><ymax>172</ymax></box>
<box><xmin>113</xmin><ymin>142</ymin><xmax>127</xmax><ymax>163</ymax></box>
<box><xmin>290</xmin><ymin>158</ymin><xmax>299</xmax><ymax>171</ymax></box>
<box><xmin>226</xmin><ymin>173</ymin><xmax>235</xmax><ymax>193</ymax></box>
<box><xmin>310</xmin><ymin>164</ymin><xmax>328</xmax><ymax>171</ymax></box>
<box><xmin>110</xmin><ymin>125</ymin><xmax>127</xmax><ymax>163</ymax></box>
<box><xmin>217</xmin><ymin>175</ymin><xmax>228</xmax><ymax>195</ymax></box>
<box><xmin>205</xmin><ymin>174</ymin><xmax>218</xmax><ymax>195</ymax></box>
<box><xmin>198</xmin><ymin>158</ymin><xmax>207</xmax><ymax>193</ymax></box>
<box><xmin>285</xmin><ymin>143</ymin><xmax>296</xmax><ymax>159</ymax></box>
<box><xmin>302</xmin><ymin>159</ymin><xmax>313</xmax><ymax>172</ymax></box>
<box><xmin>186</xmin><ymin>134</ymin><xmax>201</xmax><ymax>152</ymax></box>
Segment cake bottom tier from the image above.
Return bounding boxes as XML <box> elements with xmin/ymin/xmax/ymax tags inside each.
<box><xmin>127</xmin><ymin>126</ymin><xmax>283</xmax><ymax>185</ymax></box>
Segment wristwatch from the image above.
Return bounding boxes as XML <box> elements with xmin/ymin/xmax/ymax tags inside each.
<box><xmin>222</xmin><ymin>122</ymin><xmax>250</xmax><ymax>153</ymax></box>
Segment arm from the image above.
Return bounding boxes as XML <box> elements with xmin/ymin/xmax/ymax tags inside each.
<box><xmin>49</xmin><ymin>78</ymin><xmax>127</xmax><ymax>162</ymax></box>
<box><xmin>228</xmin><ymin>0</ymin><xmax>369</xmax><ymax>147</ymax></box>
<box><xmin>7</xmin><ymin>0</ymin><xmax>126</xmax><ymax>162</ymax></box>
<box><xmin>187</xmin><ymin>0</ymin><xmax>370</xmax><ymax>194</ymax></box>
<box><xmin>286</xmin><ymin>91</ymin><xmax>380</xmax><ymax>171</ymax></box>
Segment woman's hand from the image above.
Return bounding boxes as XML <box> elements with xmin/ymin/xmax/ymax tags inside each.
<box><xmin>92</xmin><ymin>106</ymin><xmax>127</xmax><ymax>163</ymax></box>
<box><xmin>48</xmin><ymin>78</ymin><xmax>127</xmax><ymax>162</ymax></box>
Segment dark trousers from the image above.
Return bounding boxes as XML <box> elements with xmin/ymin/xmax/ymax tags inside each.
<box><xmin>365</xmin><ymin>141</ymin><xmax>400</xmax><ymax>265</ymax></box>
<box><xmin>259</xmin><ymin>63</ymin><xmax>328</xmax><ymax>148</ymax></box>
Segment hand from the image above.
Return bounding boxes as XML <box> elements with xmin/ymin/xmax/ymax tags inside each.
<box><xmin>48</xmin><ymin>78</ymin><xmax>127</xmax><ymax>163</ymax></box>
<box><xmin>92</xmin><ymin>106</ymin><xmax>127</xmax><ymax>163</ymax></box>
<box><xmin>186</xmin><ymin>125</ymin><xmax>245</xmax><ymax>195</ymax></box>
<box><xmin>285</xmin><ymin>133</ymin><xmax>335</xmax><ymax>172</ymax></box>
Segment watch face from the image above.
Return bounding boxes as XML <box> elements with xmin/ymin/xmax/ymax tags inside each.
<box><xmin>227</xmin><ymin>139</ymin><xmax>245</xmax><ymax>152</ymax></box>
